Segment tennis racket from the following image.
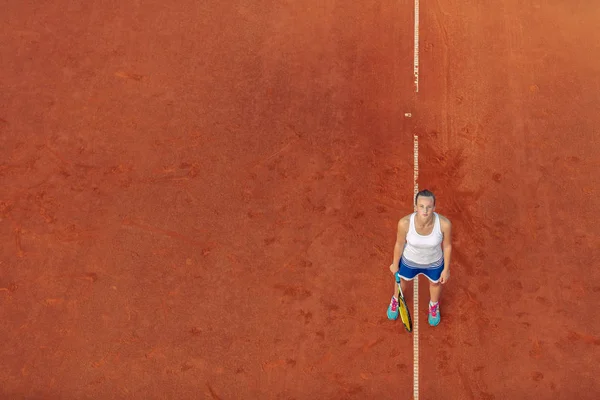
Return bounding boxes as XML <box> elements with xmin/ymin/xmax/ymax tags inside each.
<box><xmin>395</xmin><ymin>271</ymin><xmax>413</xmax><ymax>333</ymax></box>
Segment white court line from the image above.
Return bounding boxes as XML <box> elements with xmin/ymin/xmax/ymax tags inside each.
<box><xmin>414</xmin><ymin>0</ymin><xmax>420</xmax><ymax>93</ymax></box>
<box><xmin>413</xmin><ymin>135</ymin><xmax>419</xmax><ymax>400</ymax></box>
<box><xmin>413</xmin><ymin>0</ymin><xmax>420</xmax><ymax>396</ymax></box>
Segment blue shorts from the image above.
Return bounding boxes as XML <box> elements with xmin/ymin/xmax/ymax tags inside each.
<box><xmin>397</xmin><ymin>255</ymin><xmax>444</xmax><ymax>283</ymax></box>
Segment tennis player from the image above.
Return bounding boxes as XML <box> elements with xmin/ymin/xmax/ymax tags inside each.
<box><xmin>386</xmin><ymin>189</ymin><xmax>452</xmax><ymax>326</ymax></box>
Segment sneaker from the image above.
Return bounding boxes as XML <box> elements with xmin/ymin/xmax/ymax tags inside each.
<box><xmin>387</xmin><ymin>296</ymin><xmax>399</xmax><ymax>320</ymax></box>
<box><xmin>428</xmin><ymin>302</ymin><xmax>440</xmax><ymax>326</ymax></box>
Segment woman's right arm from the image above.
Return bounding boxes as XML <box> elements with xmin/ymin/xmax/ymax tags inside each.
<box><xmin>390</xmin><ymin>216</ymin><xmax>409</xmax><ymax>274</ymax></box>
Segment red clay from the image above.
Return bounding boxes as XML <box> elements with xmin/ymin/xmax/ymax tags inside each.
<box><xmin>1</xmin><ymin>1</ymin><xmax>599</xmax><ymax>399</ymax></box>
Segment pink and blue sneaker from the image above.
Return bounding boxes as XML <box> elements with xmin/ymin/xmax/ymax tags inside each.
<box><xmin>387</xmin><ymin>296</ymin><xmax>399</xmax><ymax>320</ymax></box>
<box><xmin>428</xmin><ymin>301</ymin><xmax>440</xmax><ymax>326</ymax></box>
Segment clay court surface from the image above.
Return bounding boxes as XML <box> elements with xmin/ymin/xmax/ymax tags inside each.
<box><xmin>2</xmin><ymin>1</ymin><xmax>600</xmax><ymax>399</ymax></box>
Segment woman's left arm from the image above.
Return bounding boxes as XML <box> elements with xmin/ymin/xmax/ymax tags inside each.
<box><xmin>441</xmin><ymin>217</ymin><xmax>452</xmax><ymax>283</ymax></box>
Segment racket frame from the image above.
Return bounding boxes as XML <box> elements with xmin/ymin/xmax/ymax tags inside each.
<box><xmin>395</xmin><ymin>272</ymin><xmax>413</xmax><ymax>333</ymax></box>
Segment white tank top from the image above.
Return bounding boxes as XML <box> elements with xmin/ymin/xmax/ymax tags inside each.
<box><xmin>403</xmin><ymin>212</ymin><xmax>443</xmax><ymax>264</ymax></box>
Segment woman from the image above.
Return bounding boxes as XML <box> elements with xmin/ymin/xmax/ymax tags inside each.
<box><xmin>387</xmin><ymin>189</ymin><xmax>452</xmax><ymax>326</ymax></box>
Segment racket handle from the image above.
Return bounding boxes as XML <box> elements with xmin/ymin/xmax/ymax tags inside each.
<box><xmin>394</xmin><ymin>271</ymin><xmax>401</xmax><ymax>284</ymax></box>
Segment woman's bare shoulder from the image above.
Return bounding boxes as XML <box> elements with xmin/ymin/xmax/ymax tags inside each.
<box><xmin>437</xmin><ymin>214</ymin><xmax>452</xmax><ymax>229</ymax></box>
<box><xmin>398</xmin><ymin>214</ymin><xmax>413</xmax><ymax>229</ymax></box>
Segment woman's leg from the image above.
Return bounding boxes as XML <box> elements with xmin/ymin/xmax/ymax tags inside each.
<box><xmin>399</xmin><ymin>278</ymin><xmax>409</xmax><ymax>298</ymax></box>
<box><xmin>391</xmin><ymin>280</ymin><xmax>410</xmax><ymax>302</ymax></box>
<box><xmin>429</xmin><ymin>281</ymin><xmax>442</xmax><ymax>303</ymax></box>
<box><xmin>428</xmin><ymin>279</ymin><xmax>442</xmax><ymax>326</ymax></box>
<box><xmin>388</xmin><ymin>264</ymin><xmax>412</xmax><ymax>320</ymax></box>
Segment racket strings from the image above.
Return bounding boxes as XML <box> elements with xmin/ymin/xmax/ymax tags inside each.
<box><xmin>398</xmin><ymin>298</ymin><xmax>413</xmax><ymax>332</ymax></box>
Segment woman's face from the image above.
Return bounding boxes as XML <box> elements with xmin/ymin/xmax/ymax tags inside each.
<box><xmin>416</xmin><ymin>196</ymin><xmax>435</xmax><ymax>219</ymax></box>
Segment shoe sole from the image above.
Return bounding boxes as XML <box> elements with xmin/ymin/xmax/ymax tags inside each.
<box><xmin>428</xmin><ymin>315</ymin><xmax>440</xmax><ymax>326</ymax></box>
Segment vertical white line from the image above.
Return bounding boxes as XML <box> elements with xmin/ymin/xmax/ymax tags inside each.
<box><xmin>413</xmin><ymin>0</ymin><xmax>421</xmax><ymax>396</ymax></box>
<box><xmin>414</xmin><ymin>0</ymin><xmax>420</xmax><ymax>93</ymax></box>
<box><xmin>413</xmin><ymin>135</ymin><xmax>419</xmax><ymax>400</ymax></box>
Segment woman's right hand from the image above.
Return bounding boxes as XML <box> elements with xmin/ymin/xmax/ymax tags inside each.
<box><xmin>389</xmin><ymin>263</ymin><xmax>399</xmax><ymax>274</ymax></box>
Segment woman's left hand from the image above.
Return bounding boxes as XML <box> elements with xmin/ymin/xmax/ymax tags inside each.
<box><xmin>440</xmin><ymin>269</ymin><xmax>450</xmax><ymax>284</ymax></box>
